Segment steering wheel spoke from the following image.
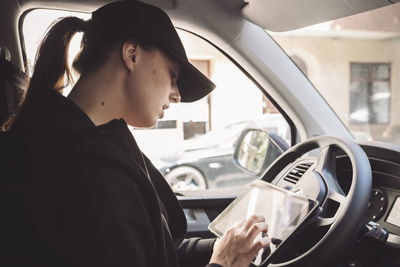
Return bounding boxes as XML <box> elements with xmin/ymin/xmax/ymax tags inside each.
<box><xmin>316</xmin><ymin>190</ymin><xmax>346</xmax><ymax>228</ymax></box>
<box><xmin>328</xmin><ymin>190</ymin><xmax>346</xmax><ymax>204</ymax></box>
<box><xmin>315</xmin><ymin>145</ymin><xmax>345</xmax><ymax>195</ymax></box>
<box><xmin>315</xmin><ymin>144</ymin><xmax>337</xmax><ymax>176</ymax></box>
<box><xmin>315</xmin><ymin>216</ymin><xmax>335</xmax><ymax>227</ymax></box>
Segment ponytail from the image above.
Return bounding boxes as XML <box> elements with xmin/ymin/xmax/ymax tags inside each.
<box><xmin>5</xmin><ymin>17</ymin><xmax>86</xmax><ymax>130</ymax></box>
<box><xmin>28</xmin><ymin>16</ymin><xmax>86</xmax><ymax>95</ymax></box>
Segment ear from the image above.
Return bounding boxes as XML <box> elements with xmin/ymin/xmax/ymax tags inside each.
<box><xmin>121</xmin><ymin>41</ymin><xmax>138</xmax><ymax>72</ymax></box>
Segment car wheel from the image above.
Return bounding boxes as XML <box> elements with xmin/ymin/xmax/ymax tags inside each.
<box><xmin>165</xmin><ymin>166</ymin><xmax>207</xmax><ymax>191</ymax></box>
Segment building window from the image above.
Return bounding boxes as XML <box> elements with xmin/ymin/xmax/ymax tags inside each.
<box><xmin>133</xmin><ymin>120</ymin><xmax>177</xmax><ymax>130</ymax></box>
<box><xmin>349</xmin><ymin>63</ymin><xmax>390</xmax><ymax>124</ymax></box>
<box><xmin>183</xmin><ymin>121</ymin><xmax>207</xmax><ymax>139</ymax></box>
<box><xmin>156</xmin><ymin>120</ymin><xmax>177</xmax><ymax>129</ymax></box>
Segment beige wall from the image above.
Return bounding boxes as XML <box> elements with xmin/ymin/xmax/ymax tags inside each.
<box><xmin>274</xmin><ymin>35</ymin><xmax>400</xmax><ymax>142</ymax></box>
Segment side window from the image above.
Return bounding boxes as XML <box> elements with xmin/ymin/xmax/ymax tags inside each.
<box><xmin>22</xmin><ymin>9</ymin><xmax>291</xmax><ymax>192</ymax></box>
<box><xmin>139</xmin><ymin>32</ymin><xmax>292</xmax><ymax>192</ymax></box>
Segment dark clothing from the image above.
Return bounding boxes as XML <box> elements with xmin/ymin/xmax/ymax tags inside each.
<box><xmin>0</xmin><ymin>89</ymin><xmax>216</xmax><ymax>266</ymax></box>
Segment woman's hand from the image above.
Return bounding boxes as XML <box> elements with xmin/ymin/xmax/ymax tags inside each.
<box><xmin>209</xmin><ymin>214</ymin><xmax>270</xmax><ymax>267</ymax></box>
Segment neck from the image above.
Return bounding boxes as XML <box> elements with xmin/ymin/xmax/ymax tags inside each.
<box><xmin>67</xmin><ymin>65</ymin><xmax>126</xmax><ymax>126</ymax></box>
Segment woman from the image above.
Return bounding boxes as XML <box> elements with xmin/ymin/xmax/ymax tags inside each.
<box><xmin>2</xmin><ymin>1</ymin><xmax>270</xmax><ymax>266</ymax></box>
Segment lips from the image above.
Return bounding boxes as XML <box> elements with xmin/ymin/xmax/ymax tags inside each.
<box><xmin>160</xmin><ymin>104</ymin><xmax>169</xmax><ymax>119</ymax></box>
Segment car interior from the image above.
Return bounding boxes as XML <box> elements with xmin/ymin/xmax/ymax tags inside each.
<box><xmin>1</xmin><ymin>0</ymin><xmax>400</xmax><ymax>266</ymax></box>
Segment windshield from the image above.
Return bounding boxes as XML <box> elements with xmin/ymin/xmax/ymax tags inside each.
<box><xmin>267</xmin><ymin>3</ymin><xmax>400</xmax><ymax>145</ymax></box>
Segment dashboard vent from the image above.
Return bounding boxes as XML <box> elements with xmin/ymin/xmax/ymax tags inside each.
<box><xmin>283</xmin><ymin>162</ymin><xmax>313</xmax><ymax>184</ymax></box>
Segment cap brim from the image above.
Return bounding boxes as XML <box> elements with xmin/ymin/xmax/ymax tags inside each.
<box><xmin>177</xmin><ymin>62</ymin><xmax>216</xmax><ymax>103</ymax></box>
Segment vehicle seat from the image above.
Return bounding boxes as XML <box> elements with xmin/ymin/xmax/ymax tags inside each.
<box><xmin>0</xmin><ymin>46</ymin><xmax>28</xmax><ymax>127</ymax></box>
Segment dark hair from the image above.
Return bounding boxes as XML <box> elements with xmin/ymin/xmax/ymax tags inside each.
<box><xmin>5</xmin><ymin>15</ymin><xmax>149</xmax><ymax>130</ymax></box>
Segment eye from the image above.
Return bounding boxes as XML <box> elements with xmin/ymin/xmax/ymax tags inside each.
<box><xmin>170</xmin><ymin>71</ymin><xmax>177</xmax><ymax>81</ymax></box>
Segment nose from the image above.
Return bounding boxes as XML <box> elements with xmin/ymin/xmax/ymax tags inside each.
<box><xmin>170</xmin><ymin>86</ymin><xmax>181</xmax><ymax>103</ymax></box>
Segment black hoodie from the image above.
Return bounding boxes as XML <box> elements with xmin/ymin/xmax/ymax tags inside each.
<box><xmin>0</xmin><ymin>89</ymin><xmax>216</xmax><ymax>267</ymax></box>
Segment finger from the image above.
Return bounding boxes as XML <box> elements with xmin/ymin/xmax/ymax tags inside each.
<box><xmin>245</xmin><ymin>222</ymin><xmax>268</xmax><ymax>243</ymax></box>
<box><xmin>242</xmin><ymin>214</ymin><xmax>265</xmax><ymax>231</ymax></box>
<box><xmin>235</xmin><ymin>219</ymin><xmax>246</xmax><ymax>228</ymax></box>
<box><xmin>223</xmin><ymin>219</ymin><xmax>246</xmax><ymax>243</ymax></box>
<box><xmin>224</xmin><ymin>219</ymin><xmax>245</xmax><ymax>238</ymax></box>
<box><xmin>246</xmin><ymin>236</ymin><xmax>271</xmax><ymax>260</ymax></box>
<box><xmin>228</xmin><ymin>219</ymin><xmax>246</xmax><ymax>231</ymax></box>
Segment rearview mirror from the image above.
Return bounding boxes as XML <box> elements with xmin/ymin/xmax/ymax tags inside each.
<box><xmin>233</xmin><ymin>129</ymin><xmax>285</xmax><ymax>176</ymax></box>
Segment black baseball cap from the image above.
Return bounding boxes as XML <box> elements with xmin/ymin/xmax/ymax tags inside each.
<box><xmin>91</xmin><ymin>0</ymin><xmax>216</xmax><ymax>102</ymax></box>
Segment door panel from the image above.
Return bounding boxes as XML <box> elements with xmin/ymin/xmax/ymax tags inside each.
<box><xmin>178</xmin><ymin>188</ymin><xmax>243</xmax><ymax>238</ymax></box>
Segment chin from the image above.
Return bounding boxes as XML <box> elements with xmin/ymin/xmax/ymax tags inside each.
<box><xmin>142</xmin><ymin>118</ymin><xmax>159</xmax><ymax>128</ymax></box>
<box><xmin>126</xmin><ymin>117</ymin><xmax>158</xmax><ymax>128</ymax></box>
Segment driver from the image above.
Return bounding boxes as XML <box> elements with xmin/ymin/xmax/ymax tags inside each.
<box><xmin>1</xmin><ymin>1</ymin><xmax>270</xmax><ymax>266</ymax></box>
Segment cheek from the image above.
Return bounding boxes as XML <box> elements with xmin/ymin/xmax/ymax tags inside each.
<box><xmin>151</xmin><ymin>69</ymin><xmax>170</xmax><ymax>93</ymax></box>
<box><xmin>150</xmin><ymin>69</ymin><xmax>157</xmax><ymax>83</ymax></box>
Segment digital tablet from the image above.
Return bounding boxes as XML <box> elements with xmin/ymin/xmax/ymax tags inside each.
<box><xmin>208</xmin><ymin>180</ymin><xmax>319</xmax><ymax>266</ymax></box>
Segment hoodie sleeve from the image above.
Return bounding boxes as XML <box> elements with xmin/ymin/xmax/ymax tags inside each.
<box><xmin>177</xmin><ymin>237</ymin><xmax>217</xmax><ymax>267</ymax></box>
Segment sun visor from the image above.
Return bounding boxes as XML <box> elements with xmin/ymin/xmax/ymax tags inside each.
<box><xmin>242</xmin><ymin>0</ymin><xmax>393</xmax><ymax>32</ymax></box>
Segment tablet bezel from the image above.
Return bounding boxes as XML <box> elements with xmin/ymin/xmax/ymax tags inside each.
<box><xmin>208</xmin><ymin>180</ymin><xmax>319</xmax><ymax>266</ymax></box>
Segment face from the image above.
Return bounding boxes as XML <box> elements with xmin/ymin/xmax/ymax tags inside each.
<box><xmin>122</xmin><ymin>46</ymin><xmax>181</xmax><ymax>127</ymax></box>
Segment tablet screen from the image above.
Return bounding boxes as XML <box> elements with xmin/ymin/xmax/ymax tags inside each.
<box><xmin>208</xmin><ymin>180</ymin><xmax>318</xmax><ymax>265</ymax></box>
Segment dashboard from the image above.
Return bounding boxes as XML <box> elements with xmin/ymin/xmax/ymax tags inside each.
<box><xmin>334</xmin><ymin>142</ymin><xmax>400</xmax><ymax>248</ymax></box>
<box><xmin>270</xmin><ymin>141</ymin><xmax>400</xmax><ymax>250</ymax></box>
<box><xmin>358</xmin><ymin>142</ymin><xmax>400</xmax><ymax>248</ymax></box>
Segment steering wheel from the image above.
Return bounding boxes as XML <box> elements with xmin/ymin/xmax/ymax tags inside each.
<box><xmin>260</xmin><ymin>136</ymin><xmax>372</xmax><ymax>266</ymax></box>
